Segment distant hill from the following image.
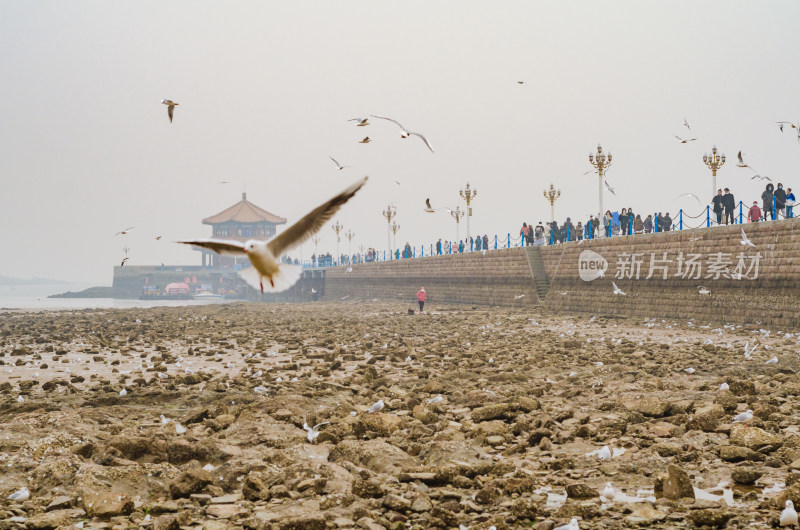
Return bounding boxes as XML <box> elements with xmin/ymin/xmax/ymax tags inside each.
<box><xmin>0</xmin><ymin>274</ymin><xmax>69</xmax><ymax>286</ymax></box>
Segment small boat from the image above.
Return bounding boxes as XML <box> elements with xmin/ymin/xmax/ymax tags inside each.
<box><xmin>192</xmin><ymin>293</ymin><xmax>225</xmax><ymax>300</ymax></box>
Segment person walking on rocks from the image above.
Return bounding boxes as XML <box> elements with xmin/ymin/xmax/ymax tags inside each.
<box><xmin>416</xmin><ymin>287</ymin><xmax>427</xmax><ymax>314</ymax></box>
<box><xmin>723</xmin><ymin>188</ymin><xmax>735</xmax><ymax>225</ymax></box>
<box><xmin>712</xmin><ymin>189</ymin><xmax>724</xmax><ymax>225</ymax></box>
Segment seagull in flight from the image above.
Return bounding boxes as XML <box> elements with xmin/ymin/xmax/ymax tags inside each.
<box><xmin>114</xmin><ymin>227</ymin><xmax>134</xmax><ymax>236</ymax></box>
<box><xmin>674</xmin><ymin>134</ymin><xmax>697</xmax><ymax>143</ymax></box>
<box><xmin>604</xmin><ymin>180</ymin><xmax>616</xmax><ymax>195</ymax></box>
<box><xmin>612</xmin><ymin>282</ymin><xmax>626</xmax><ymax>296</ymax></box>
<box><xmin>737</xmin><ymin>151</ymin><xmax>758</xmax><ymax>172</ymax></box>
<box><xmin>358</xmin><ymin>136</ymin><xmax>371</xmax><ymax>144</ymax></box>
<box><xmin>424</xmin><ymin>198</ymin><xmax>435</xmax><ymax>213</ymax></box>
<box><xmin>179</xmin><ymin>177</ymin><xmax>368</xmax><ymax>293</ymax></box>
<box><xmin>219</xmin><ymin>180</ymin><xmax>230</xmax><ymax>184</ymax></box>
<box><xmin>348</xmin><ymin>117</ymin><xmax>370</xmax><ymax>126</ymax></box>
<box><xmin>683</xmin><ymin>118</ymin><xmax>691</xmax><ymax>131</ymax></box>
<box><xmin>155</xmin><ymin>236</ymin><xmax>162</xmax><ymax>240</ymax></box>
<box><xmin>120</xmin><ymin>257</ymin><xmax>129</xmax><ymax>267</ymax></box>
<box><xmin>303</xmin><ymin>421</ymin><xmax>330</xmax><ymax>443</ymax></box>
<box><xmin>751</xmin><ymin>174</ymin><xmax>772</xmax><ymax>182</ymax></box>
<box><xmin>740</xmin><ymin>228</ymin><xmax>756</xmax><ymax>248</ymax></box>
<box><xmin>676</xmin><ymin>193</ymin><xmax>702</xmax><ymax>205</ymax></box>
<box><xmin>161</xmin><ymin>99</ymin><xmax>179</xmax><ymax>123</ymax></box>
<box><xmin>329</xmin><ymin>156</ymin><xmax>349</xmax><ymax>170</ymax></box>
<box><xmin>370</xmin><ymin>115</ymin><xmax>434</xmax><ymax>152</ymax></box>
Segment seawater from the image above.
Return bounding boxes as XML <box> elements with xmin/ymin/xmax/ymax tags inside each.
<box><xmin>0</xmin><ymin>284</ymin><xmax>229</xmax><ymax>311</ymax></box>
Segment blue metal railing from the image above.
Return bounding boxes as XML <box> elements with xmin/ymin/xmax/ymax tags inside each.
<box><xmin>297</xmin><ymin>202</ymin><xmax>794</xmax><ymax>269</ymax></box>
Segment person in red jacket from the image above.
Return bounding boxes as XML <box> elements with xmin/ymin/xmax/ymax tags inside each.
<box><xmin>748</xmin><ymin>201</ymin><xmax>762</xmax><ymax>222</ymax></box>
<box><xmin>416</xmin><ymin>287</ymin><xmax>427</xmax><ymax>314</ymax></box>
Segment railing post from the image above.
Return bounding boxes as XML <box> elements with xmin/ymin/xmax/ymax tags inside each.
<box><xmin>738</xmin><ymin>201</ymin><xmax>743</xmax><ymax>224</ymax></box>
<box><xmin>654</xmin><ymin>213</ymin><xmax>659</xmax><ymax>233</ymax></box>
<box><xmin>773</xmin><ymin>196</ymin><xmax>777</xmax><ymax>220</ymax></box>
<box><xmin>679</xmin><ymin>209</ymin><xmax>683</xmax><ymax>231</ymax></box>
<box><xmin>507</xmin><ymin>233</ymin><xmax>510</xmax><ymax>248</ymax></box>
<box><xmin>470</xmin><ymin>238</ymin><xmax>473</xmax><ymax>252</ymax></box>
<box><xmin>494</xmin><ymin>235</ymin><xmax>498</xmax><ymax>250</ymax></box>
<box><xmin>706</xmin><ymin>205</ymin><xmax>710</xmax><ymax>228</ymax></box>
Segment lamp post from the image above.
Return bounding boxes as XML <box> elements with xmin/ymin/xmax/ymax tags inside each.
<box><xmin>345</xmin><ymin>229</ymin><xmax>355</xmax><ymax>260</ymax></box>
<box><xmin>311</xmin><ymin>235</ymin><xmax>320</xmax><ymax>264</ymax></box>
<box><xmin>382</xmin><ymin>205</ymin><xmax>396</xmax><ymax>253</ymax></box>
<box><xmin>390</xmin><ymin>221</ymin><xmax>400</xmax><ymax>253</ymax></box>
<box><xmin>703</xmin><ymin>145</ymin><xmax>726</xmax><ymax>200</ymax></box>
<box><xmin>588</xmin><ymin>144</ymin><xmax>612</xmax><ymax>217</ymax></box>
<box><xmin>459</xmin><ymin>182</ymin><xmax>477</xmax><ymax>242</ymax></box>
<box><xmin>331</xmin><ymin>221</ymin><xmax>343</xmax><ymax>265</ymax></box>
<box><xmin>450</xmin><ymin>206</ymin><xmax>464</xmax><ymax>242</ymax></box>
<box><xmin>542</xmin><ymin>184</ymin><xmax>561</xmax><ymax>223</ymax></box>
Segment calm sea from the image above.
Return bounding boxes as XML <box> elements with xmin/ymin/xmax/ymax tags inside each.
<box><xmin>0</xmin><ymin>284</ymin><xmax>230</xmax><ymax>311</ymax></box>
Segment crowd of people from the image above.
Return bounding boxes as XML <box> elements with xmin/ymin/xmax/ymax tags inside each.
<box><xmin>303</xmin><ymin>183</ymin><xmax>796</xmax><ymax>267</ymax></box>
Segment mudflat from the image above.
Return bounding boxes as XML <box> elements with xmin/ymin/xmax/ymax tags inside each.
<box><xmin>0</xmin><ymin>302</ymin><xmax>798</xmax><ymax>529</ymax></box>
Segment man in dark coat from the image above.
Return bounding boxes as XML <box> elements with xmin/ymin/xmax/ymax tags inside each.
<box><xmin>712</xmin><ymin>189</ymin><xmax>724</xmax><ymax>225</ymax></box>
<box><xmin>775</xmin><ymin>183</ymin><xmax>787</xmax><ymax>219</ymax></box>
<box><xmin>661</xmin><ymin>212</ymin><xmax>672</xmax><ymax>231</ymax></box>
<box><xmin>722</xmin><ymin>188</ymin><xmax>735</xmax><ymax>225</ymax></box>
<box><xmin>762</xmin><ymin>183</ymin><xmax>775</xmax><ymax>220</ymax></box>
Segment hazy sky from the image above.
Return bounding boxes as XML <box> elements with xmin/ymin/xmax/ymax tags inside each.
<box><xmin>2</xmin><ymin>1</ymin><xmax>800</xmax><ymax>283</ymax></box>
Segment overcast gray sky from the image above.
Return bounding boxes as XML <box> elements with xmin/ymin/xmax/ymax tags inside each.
<box><xmin>2</xmin><ymin>1</ymin><xmax>799</xmax><ymax>283</ymax></box>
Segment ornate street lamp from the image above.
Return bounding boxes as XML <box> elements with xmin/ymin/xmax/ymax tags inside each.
<box><xmin>459</xmin><ymin>182</ymin><xmax>477</xmax><ymax>242</ymax></box>
<box><xmin>382</xmin><ymin>205</ymin><xmax>396</xmax><ymax>253</ymax></box>
<box><xmin>543</xmin><ymin>184</ymin><xmax>561</xmax><ymax>223</ymax></box>
<box><xmin>331</xmin><ymin>221</ymin><xmax>343</xmax><ymax>265</ymax></box>
<box><xmin>703</xmin><ymin>145</ymin><xmax>726</xmax><ymax>200</ymax></box>
<box><xmin>345</xmin><ymin>229</ymin><xmax>355</xmax><ymax>259</ymax></box>
<box><xmin>390</xmin><ymin>221</ymin><xmax>400</xmax><ymax>252</ymax></box>
<box><xmin>450</xmin><ymin>206</ymin><xmax>464</xmax><ymax>242</ymax></box>
<box><xmin>588</xmin><ymin>144</ymin><xmax>612</xmax><ymax>217</ymax></box>
<box><xmin>311</xmin><ymin>235</ymin><xmax>320</xmax><ymax>263</ymax></box>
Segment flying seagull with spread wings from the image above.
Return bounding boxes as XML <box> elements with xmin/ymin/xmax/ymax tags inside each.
<box><xmin>161</xmin><ymin>99</ymin><xmax>179</xmax><ymax>123</ymax></box>
<box><xmin>179</xmin><ymin>177</ymin><xmax>368</xmax><ymax>293</ymax></box>
<box><xmin>370</xmin><ymin>115</ymin><xmax>434</xmax><ymax>152</ymax></box>
<box><xmin>674</xmin><ymin>134</ymin><xmax>697</xmax><ymax>143</ymax></box>
<box><xmin>329</xmin><ymin>156</ymin><xmax>349</xmax><ymax>170</ymax></box>
<box><xmin>676</xmin><ymin>192</ymin><xmax>702</xmax><ymax>205</ymax></box>
<box><xmin>737</xmin><ymin>151</ymin><xmax>758</xmax><ymax>172</ymax></box>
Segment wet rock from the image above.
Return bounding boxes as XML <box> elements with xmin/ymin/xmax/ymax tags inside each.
<box><xmin>471</xmin><ymin>403</ymin><xmax>519</xmax><ymax>422</ymax></box>
<box><xmin>566</xmin><ymin>483</ymin><xmax>598</xmax><ymax>499</ymax></box>
<box><xmin>686</xmin><ymin>403</ymin><xmax>724</xmax><ymax>432</ymax></box>
<box><xmin>719</xmin><ymin>445</ymin><xmax>765</xmax><ymax>462</ymax></box>
<box><xmin>206</xmin><ymin>504</ymin><xmax>244</xmax><ymax>518</ymax></box>
<box><xmin>730</xmin><ymin>467</ymin><xmax>763</xmax><ymax>485</ymax></box>
<box><xmin>154</xmin><ymin>515</ymin><xmax>180</xmax><ymax>530</ymax></box>
<box><xmin>382</xmin><ymin>494</ymin><xmax>411</xmax><ymax>511</ymax></box>
<box><xmin>511</xmin><ymin>497</ymin><xmax>540</xmax><ymax>520</ymax></box>
<box><xmin>624</xmin><ymin>504</ymin><xmax>667</xmax><ymax>526</ymax></box>
<box><xmin>729</xmin><ymin>380</ymin><xmax>756</xmax><ymax>396</ymax></box>
<box><xmin>688</xmin><ymin>508</ymin><xmax>733</xmax><ymax>528</ymax></box>
<box><xmin>45</xmin><ymin>496</ymin><xmax>72</xmax><ymax>512</ymax></box>
<box><xmin>661</xmin><ymin>464</ymin><xmax>694</xmax><ymax>501</ymax></box>
<box><xmin>352</xmin><ymin>478</ymin><xmax>386</xmax><ymax>498</ymax></box>
<box><xmin>83</xmin><ymin>491</ymin><xmax>134</xmax><ymax>517</ymax></box>
<box><xmin>475</xmin><ymin>485</ymin><xmax>499</xmax><ymax>505</ymax></box>
<box><xmin>242</xmin><ymin>472</ymin><xmax>279</xmax><ymax>501</ymax></box>
<box><xmin>411</xmin><ymin>494</ymin><xmax>432</xmax><ymax>512</ymax></box>
<box><xmin>729</xmin><ymin>423</ymin><xmax>783</xmax><ymax>450</ymax></box>
<box><xmin>169</xmin><ymin>468</ymin><xmax>213</xmax><ymax>499</ymax></box>
<box><xmin>628</xmin><ymin>397</ymin><xmax>670</xmax><ymax>417</ymax></box>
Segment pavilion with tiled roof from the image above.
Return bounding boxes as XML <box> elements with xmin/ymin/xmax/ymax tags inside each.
<box><xmin>198</xmin><ymin>192</ymin><xmax>287</xmax><ymax>267</ymax></box>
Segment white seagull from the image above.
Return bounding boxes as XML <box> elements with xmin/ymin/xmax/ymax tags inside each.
<box><xmin>554</xmin><ymin>519</ymin><xmax>579</xmax><ymax>530</ymax></box>
<box><xmin>698</xmin><ymin>287</ymin><xmax>710</xmax><ymax>295</ymax></box>
<box><xmin>732</xmin><ymin>409</ymin><xmax>753</xmax><ymax>423</ymax></box>
<box><xmin>765</xmin><ymin>356</ymin><xmax>778</xmax><ymax>365</ymax></box>
<box><xmin>737</xmin><ymin>150</ymin><xmax>757</xmax><ymax>172</ymax></box>
<box><xmin>303</xmin><ymin>421</ymin><xmax>330</xmax><ymax>443</ymax></box>
<box><xmin>740</xmin><ymin>229</ymin><xmax>756</xmax><ymax>248</ymax></box>
<box><xmin>370</xmin><ymin>115</ymin><xmax>434</xmax><ymax>152</ymax></box>
<box><xmin>604</xmin><ymin>180</ymin><xmax>616</xmax><ymax>195</ymax></box>
<box><xmin>358</xmin><ymin>136</ymin><xmax>371</xmax><ymax>144</ymax></box>
<box><xmin>179</xmin><ymin>177</ymin><xmax>367</xmax><ymax>293</ymax></box>
<box><xmin>8</xmin><ymin>487</ymin><xmax>30</xmax><ymax>502</ymax></box>
<box><xmin>719</xmin><ymin>382</ymin><xmax>729</xmax><ymax>390</ymax></box>
<box><xmin>744</xmin><ymin>341</ymin><xmax>757</xmax><ymax>359</ymax></box>
<box><xmin>601</xmin><ymin>483</ymin><xmax>615</xmax><ymax>502</ymax></box>
<box><xmin>683</xmin><ymin>118</ymin><xmax>691</xmax><ymax>131</ymax></box>
<box><xmin>161</xmin><ymin>99</ymin><xmax>179</xmax><ymax>123</ymax></box>
<box><xmin>674</xmin><ymin>134</ymin><xmax>697</xmax><ymax>143</ymax></box>
<box><xmin>676</xmin><ymin>193</ymin><xmax>702</xmax><ymax>205</ymax></box>
<box><xmin>348</xmin><ymin>117</ymin><xmax>370</xmax><ymax>126</ymax></box>
<box><xmin>612</xmin><ymin>282</ymin><xmax>626</xmax><ymax>296</ymax></box>
<box><xmin>781</xmin><ymin>500</ymin><xmax>798</xmax><ymax>527</ymax></box>
<box><xmin>367</xmin><ymin>399</ymin><xmax>384</xmax><ymax>413</ymax></box>
<box><xmin>114</xmin><ymin>226</ymin><xmax>135</xmax><ymax>236</ymax></box>
<box><xmin>329</xmin><ymin>156</ymin><xmax>349</xmax><ymax>170</ymax></box>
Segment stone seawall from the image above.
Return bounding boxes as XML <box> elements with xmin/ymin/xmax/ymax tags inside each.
<box><xmin>324</xmin><ymin>248</ymin><xmax>540</xmax><ymax>307</ymax></box>
<box><xmin>539</xmin><ymin>219</ymin><xmax>800</xmax><ymax>327</ymax></box>
<box><xmin>323</xmin><ymin>220</ymin><xmax>800</xmax><ymax>326</ymax></box>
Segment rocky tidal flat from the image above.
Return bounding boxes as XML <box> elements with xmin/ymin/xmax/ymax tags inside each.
<box><xmin>1</xmin><ymin>302</ymin><xmax>800</xmax><ymax>529</ymax></box>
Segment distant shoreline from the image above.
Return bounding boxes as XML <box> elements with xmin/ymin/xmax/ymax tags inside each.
<box><xmin>48</xmin><ymin>286</ymin><xmax>136</xmax><ymax>299</ymax></box>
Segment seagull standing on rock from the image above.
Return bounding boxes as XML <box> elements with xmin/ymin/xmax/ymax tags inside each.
<box><xmin>8</xmin><ymin>487</ymin><xmax>29</xmax><ymax>501</ymax></box>
<box><xmin>180</xmin><ymin>177</ymin><xmax>367</xmax><ymax>293</ymax></box>
<box><xmin>303</xmin><ymin>421</ymin><xmax>330</xmax><ymax>443</ymax></box>
<box><xmin>368</xmin><ymin>399</ymin><xmax>384</xmax><ymax>413</ymax></box>
<box><xmin>733</xmin><ymin>410</ymin><xmax>753</xmax><ymax>423</ymax></box>
<box><xmin>781</xmin><ymin>500</ymin><xmax>798</xmax><ymax>527</ymax></box>
<box><xmin>554</xmin><ymin>518</ymin><xmax>580</xmax><ymax>530</ymax></box>
<box><xmin>601</xmin><ymin>483</ymin><xmax>615</xmax><ymax>502</ymax></box>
